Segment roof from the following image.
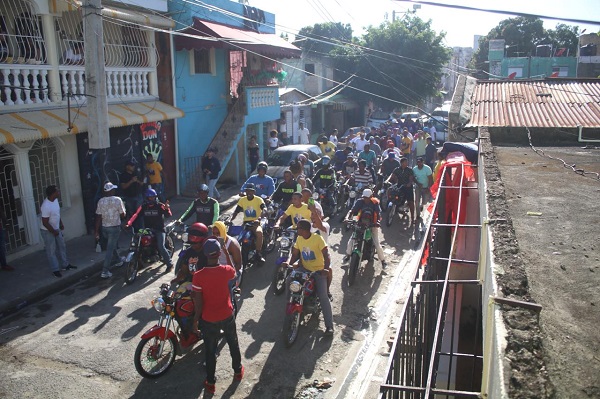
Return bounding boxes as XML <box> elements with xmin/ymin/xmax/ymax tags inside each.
<box><xmin>467</xmin><ymin>79</ymin><xmax>600</xmax><ymax>128</ymax></box>
<box><xmin>175</xmin><ymin>18</ymin><xmax>301</xmax><ymax>58</ymax></box>
<box><xmin>279</xmin><ymin>87</ymin><xmax>311</xmax><ymax>99</ymax></box>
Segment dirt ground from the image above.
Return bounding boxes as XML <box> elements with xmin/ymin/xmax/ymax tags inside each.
<box><xmin>483</xmin><ymin>131</ymin><xmax>600</xmax><ymax>399</ymax></box>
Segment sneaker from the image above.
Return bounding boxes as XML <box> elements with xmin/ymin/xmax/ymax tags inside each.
<box><xmin>324</xmin><ymin>327</ymin><xmax>334</xmax><ymax>337</ymax></box>
<box><xmin>100</xmin><ymin>271</ymin><xmax>112</xmax><ymax>279</ymax></box>
<box><xmin>381</xmin><ymin>261</ymin><xmax>388</xmax><ymax>269</ymax></box>
<box><xmin>65</xmin><ymin>264</ymin><xmax>77</xmax><ymax>270</ymax></box>
<box><xmin>1</xmin><ymin>265</ymin><xmax>15</xmax><ymax>271</ymax></box>
<box><xmin>204</xmin><ymin>380</ymin><xmax>216</xmax><ymax>394</ymax></box>
<box><xmin>113</xmin><ymin>257</ymin><xmax>125</xmax><ymax>268</ymax></box>
<box><xmin>53</xmin><ymin>271</ymin><xmax>63</xmax><ymax>278</ymax></box>
<box><xmin>234</xmin><ymin>365</ymin><xmax>245</xmax><ymax>381</ymax></box>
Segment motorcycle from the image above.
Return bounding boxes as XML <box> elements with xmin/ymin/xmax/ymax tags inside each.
<box><xmin>282</xmin><ymin>268</ymin><xmax>321</xmax><ymax>347</ymax></box>
<box><xmin>261</xmin><ymin>199</ymin><xmax>282</xmax><ymax>254</ymax></box>
<box><xmin>123</xmin><ymin>221</ymin><xmax>176</xmax><ymax>285</ymax></box>
<box><xmin>272</xmin><ymin>227</ymin><xmax>297</xmax><ymax>295</ymax></box>
<box><xmin>345</xmin><ymin>215</ymin><xmax>375</xmax><ymax>286</ymax></box>
<box><xmin>173</xmin><ymin>223</ymin><xmax>190</xmax><ymax>275</ymax></box>
<box><xmin>313</xmin><ymin>184</ymin><xmax>337</xmax><ymax>217</ymax></box>
<box><xmin>226</xmin><ymin>217</ymin><xmax>267</xmax><ymax>287</ymax></box>
<box><xmin>386</xmin><ymin>184</ymin><xmax>410</xmax><ymax>227</ymax></box>
<box><xmin>134</xmin><ymin>282</ymin><xmax>240</xmax><ymax>378</ymax></box>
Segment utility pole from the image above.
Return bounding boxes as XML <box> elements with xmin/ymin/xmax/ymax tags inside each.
<box><xmin>83</xmin><ymin>0</ymin><xmax>109</xmax><ymax>149</ymax></box>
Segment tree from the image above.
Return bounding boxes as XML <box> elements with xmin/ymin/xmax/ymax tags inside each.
<box><xmin>293</xmin><ymin>22</ymin><xmax>352</xmax><ymax>56</ymax></box>
<box><xmin>545</xmin><ymin>24</ymin><xmax>579</xmax><ymax>56</ymax></box>
<box><xmin>332</xmin><ymin>15</ymin><xmax>450</xmax><ymax>109</ymax></box>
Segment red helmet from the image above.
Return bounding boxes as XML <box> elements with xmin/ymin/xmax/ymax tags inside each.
<box><xmin>187</xmin><ymin>223</ymin><xmax>208</xmax><ymax>244</ymax></box>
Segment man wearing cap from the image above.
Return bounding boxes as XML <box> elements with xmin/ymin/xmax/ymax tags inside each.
<box><xmin>382</xmin><ymin>140</ymin><xmax>402</xmax><ymax>159</ymax></box>
<box><xmin>341</xmin><ymin>153</ymin><xmax>359</xmax><ymax>180</ymax></box>
<box><xmin>318</xmin><ymin>136</ymin><xmax>337</xmax><ymax>156</ymax></box>
<box><xmin>191</xmin><ymin>238</ymin><xmax>244</xmax><ymax>393</ymax></box>
<box><xmin>120</xmin><ymin>161</ymin><xmax>143</xmax><ymax>229</ymax></box>
<box><xmin>179</xmin><ymin>184</ymin><xmax>220</xmax><ymax>227</ymax></box>
<box><xmin>412</xmin><ymin>157</ymin><xmax>434</xmax><ymax>219</ymax></box>
<box><xmin>95</xmin><ymin>182</ymin><xmax>126</xmax><ymax>279</ymax></box>
<box><xmin>344</xmin><ymin>189</ymin><xmax>387</xmax><ymax>269</ymax></box>
<box><xmin>202</xmin><ymin>148</ymin><xmax>222</xmax><ymax>200</ymax></box>
<box><xmin>231</xmin><ymin>183</ymin><xmax>266</xmax><ymax>262</ymax></box>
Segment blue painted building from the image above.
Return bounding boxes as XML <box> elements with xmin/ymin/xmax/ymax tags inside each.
<box><xmin>168</xmin><ymin>0</ymin><xmax>300</xmax><ymax>192</ymax></box>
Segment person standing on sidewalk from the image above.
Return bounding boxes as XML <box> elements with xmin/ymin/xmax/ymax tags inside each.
<box><xmin>0</xmin><ymin>208</ymin><xmax>15</xmax><ymax>271</ymax></box>
<box><xmin>191</xmin><ymin>238</ymin><xmax>244</xmax><ymax>394</ymax></box>
<box><xmin>40</xmin><ymin>185</ymin><xmax>77</xmax><ymax>278</ymax></box>
<box><xmin>298</xmin><ymin>122</ymin><xmax>310</xmax><ymax>144</ymax></box>
<box><xmin>145</xmin><ymin>154</ymin><xmax>165</xmax><ymax>202</ymax></box>
<box><xmin>247</xmin><ymin>135</ymin><xmax>261</xmax><ymax>173</ymax></box>
<box><xmin>202</xmin><ymin>148</ymin><xmax>221</xmax><ymax>200</ymax></box>
<box><xmin>95</xmin><ymin>182</ymin><xmax>126</xmax><ymax>279</ymax></box>
<box><xmin>120</xmin><ymin>161</ymin><xmax>143</xmax><ymax>229</ymax></box>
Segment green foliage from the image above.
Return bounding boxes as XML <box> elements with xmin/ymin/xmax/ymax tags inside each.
<box><xmin>293</xmin><ymin>22</ymin><xmax>352</xmax><ymax>55</ymax></box>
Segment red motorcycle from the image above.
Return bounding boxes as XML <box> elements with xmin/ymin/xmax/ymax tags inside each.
<box><xmin>282</xmin><ymin>268</ymin><xmax>321</xmax><ymax>347</ymax></box>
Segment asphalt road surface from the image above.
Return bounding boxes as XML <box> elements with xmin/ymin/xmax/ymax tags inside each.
<box><xmin>0</xmin><ymin>210</ymin><xmax>423</xmax><ymax>399</ymax></box>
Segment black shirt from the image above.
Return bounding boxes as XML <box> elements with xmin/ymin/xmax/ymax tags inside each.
<box><xmin>313</xmin><ymin>167</ymin><xmax>336</xmax><ymax>188</ymax></box>
<box><xmin>121</xmin><ymin>171</ymin><xmax>141</xmax><ymax>198</ymax></box>
<box><xmin>140</xmin><ymin>202</ymin><xmax>171</xmax><ymax>231</ymax></box>
<box><xmin>391</xmin><ymin>166</ymin><xmax>414</xmax><ymax>186</ymax></box>
<box><xmin>180</xmin><ymin>246</ymin><xmax>207</xmax><ymax>282</ymax></box>
<box><xmin>272</xmin><ymin>180</ymin><xmax>301</xmax><ymax>205</ymax></box>
<box><xmin>381</xmin><ymin>158</ymin><xmax>401</xmax><ymax>177</ymax></box>
<box><xmin>180</xmin><ymin>197</ymin><xmax>219</xmax><ymax>226</ymax></box>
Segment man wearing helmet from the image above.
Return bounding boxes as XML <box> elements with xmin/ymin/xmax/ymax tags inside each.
<box><xmin>179</xmin><ymin>184</ymin><xmax>220</xmax><ymax>227</ymax></box>
<box><xmin>312</xmin><ymin>156</ymin><xmax>337</xmax><ymax>190</ymax></box>
<box><xmin>240</xmin><ymin>162</ymin><xmax>275</xmax><ymax>199</ymax></box>
<box><xmin>344</xmin><ymin>189</ymin><xmax>387</xmax><ymax>269</ymax></box>
<box><xmin>230</xmin><ymin>183</ymin><xmax>266</xmax><ymax>263</ymax></box>
<box><xmin>126</xmin><ymin>188</ymin><xmax>174</xmax><ymax>272</ymax></box>
<box><xmin>341</xmin><ymin>153</ymin><xmax>358</xmax><ymax>180</ymax></box>
<box><xmin>171</xmin><ymin>222</ymin><xmax>209</xmax><ymax>287</ymax></box>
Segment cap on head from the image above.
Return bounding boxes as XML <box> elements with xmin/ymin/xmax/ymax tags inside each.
<box><xmin>198</xmin><ymin>184</ymin><xmax>209</xmax><ymax>192</ymax></box>
<box><xmin>245</xmin><ymin>183</ymin><xmax>256</xmax><ymax>192</ymax></box>
<box><xmin>202</xmin><ymin>238</ymin><xmax>221</xmax><ymax>258</ymax></box>
<box><xmin>104</xmin><ymin>182</ymin><xmax>118</xmax><ymax>192</ymax></box>
<box><xmin>362</xmin><ymin>188</ymin><xmax>373</xmax><ymax>198</ymax></box>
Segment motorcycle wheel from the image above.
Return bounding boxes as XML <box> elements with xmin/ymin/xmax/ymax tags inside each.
<box><xmin>272</xmin><ymin>265</ymin><xmax>288</xmax><ymax>295</ymax></box>
<box><xmin>134</xmin><ymin>335</ymin><xmax>177</xmax><ymax>378</ymax></box>
<box><xmin>386</xmin><ymin>204</ymin><xmax>396</xmax><ymax>227</ymax></box>
<box><xmin>239</xmin><ymin>247</ymin><xmax>249</xmax><ymax>288</ymax></box>
<box><xmin>166</xmin><ymin>236</ymin><xmax>175</xmax><ymax>259</ymax></box>
<box><xmin>283</xmin><ymin>312</ymin><xmax>301</xmax><ymax>348</ymax></box>
<box><xmin>348</xmin><ymin>252</ymin><xmax>360</xmax><ymax>286</ymax></box>
<box><xmin>124</xmin><ymin>258</ymin><xmax>139</xmax><ymax>285</ymax></box>
<box><xmin>264</xmin><ymin>228</ymin><xmax>276</xmax><ymax>254</ymax></box>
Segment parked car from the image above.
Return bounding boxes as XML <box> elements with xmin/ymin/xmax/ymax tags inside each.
<box><xmin>366</xmin><ymin>110</ymin><xmax>390</xmax><ymax>129</ymax></box>
<box><xmin>429</xmin><ymin>116</ymin><xmax>449</xmax><ymax>144</ymax></box>
<box><xmin>262</xmin><ymin>145</ymin><xmax>323</xmax><ymax>184</ymax></box>
<box><xmin>400</xmin><ymin>111</ymin><xmax>420</xmax><ymax>123</ymax></box>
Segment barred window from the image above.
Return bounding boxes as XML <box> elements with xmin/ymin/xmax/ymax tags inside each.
<box><xmin>0</xmin><ymin>0</ymin><xmax>46</xmax><ymax>64</ymax></box>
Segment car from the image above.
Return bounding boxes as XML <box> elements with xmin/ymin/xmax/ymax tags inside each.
<box><xmin>366</xmin><ymin>110</ymin><xmax>391</xmax><ymax>129</ymax></box>
<box><xmin>400</xmin><ymin>111</ymin><xmax>421</xmax><ymax>123</ymax></box>
<box><xmin>339</xmin><ymin>126</ymin><xmax>371</xmax><ymax>145</ymax></box>
<box><xmin>262</xmin><ymin>144</ymin><xmax>323</xmax><ymax>184</ymax></box>
<box><xmin>428</xmin><ymin>116</ymin><xmax>449</xmax><ymax>144</ymax></box>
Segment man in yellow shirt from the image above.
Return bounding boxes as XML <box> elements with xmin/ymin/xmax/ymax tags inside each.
<box><xmin>284</xmin><ymin>219</ymin><xmax>333</xmax><ymax>336</ymax></box>
<box><xmin>145</xmin><ymin>154</ymin><xmax>165</xmax><ymax>201</ymax></box>
<box><xmin>318</xmin><ymin>136</ymin><xmax>337</xmax><ymax>157</ymax></box>
<box><xmin>230</xmin><ymin>183</ymin><xmax>265</xmax><ymax>262</ymax></box>
<box><xmin>275</xmin><ymin>192</ymin><xmax>312</xmax><ymax>229</ymax></box>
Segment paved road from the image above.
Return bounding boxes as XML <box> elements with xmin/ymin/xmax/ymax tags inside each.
<box><xmin>0</xmin><ymin>210</ymin><xmax>422</xmax><ymax>399</ymax></box>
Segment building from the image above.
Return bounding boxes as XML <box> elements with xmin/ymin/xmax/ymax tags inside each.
<box><xmin>0</xmin><ymin>0</ymin><xmax>182</xmax><ymax>258</ymax></box>
<box><xmin>577</xmin><ymin>32</ymin><xmax>600</xmax><ymax>78</ymax></box>
<box><xmin>488</xmin><ymin>39</ymin><xmax>577</xmax><ymax>79</ymax></box>
<box><xmin>167</xmin><ymin>0</ymin><xmax>300</xmax><ymax>190</ymax></box>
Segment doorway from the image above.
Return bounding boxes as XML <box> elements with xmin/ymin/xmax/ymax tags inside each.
<box><xmin>0</xmin><ymin>149</ymin><xmax>27</xmax><ymax>253</ymax></box>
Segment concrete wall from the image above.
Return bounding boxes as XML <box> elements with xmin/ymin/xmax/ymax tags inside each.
<box><xmin>502</xmin><ymin>57</ymin><xmax>577</xmax><ymax>78</ymax></box>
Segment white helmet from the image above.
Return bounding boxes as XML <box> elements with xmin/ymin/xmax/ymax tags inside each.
<box><xmin>362</xmin><ymin>188</ymin><xmax>373</xmax><ymax>198</ymax></box>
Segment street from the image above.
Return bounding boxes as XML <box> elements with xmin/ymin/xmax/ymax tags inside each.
<box><xmin>0</xmin><ymin>211</ymin><xmax>422</xmax><ymax>399</ymax></box>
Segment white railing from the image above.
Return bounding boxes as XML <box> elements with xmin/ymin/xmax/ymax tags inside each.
<box><xmin>0</xmin><ymin>63</ymin><xmax>154</xmax><ymax>108</ymax></box>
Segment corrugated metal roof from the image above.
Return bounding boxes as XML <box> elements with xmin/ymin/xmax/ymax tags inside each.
<box><xmin>467</xmin><ymin>80</ymin><xmax>600</xmax><ymax>128</ymax></box>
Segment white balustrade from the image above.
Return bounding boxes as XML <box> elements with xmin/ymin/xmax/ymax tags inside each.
<box><xmin>0</xmin><ymin>65</ymin><xmax>52</xmax><ymax>106</ymax></box>
<box><xmin>247</xmin><ymin>87</ymin><xmax>278</xmax><ymax>109</ymax></box>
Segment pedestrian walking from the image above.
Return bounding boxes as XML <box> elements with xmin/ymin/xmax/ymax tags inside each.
<box><xmin>0</xmin><ymin>207</ymin><xmax>15</xmax><ymax>271</ymax></box>
<box><xmin>40</xmin><ymin>185</ymin><xmax>77</xmax><ymax>277</ymax></box>
<box><xmin>248</xmin><ymin>135</ymin><xmax>260</xmax><ymax>173</ymax></box>
<box><xmin>191</xmin><ymin>238</ymin><xmax>244</xmax><ymax>394</ymax></box>
<box><xmin>95</xmin><ymin>182</ymin><xmax>126</xmax><ymax>279</ymax></box>
<box><xmin>298</xmin><ymin>122</ymin><xmax>310</xmax><ymax>144</ymax></box>
<box><xmin>202</xmin><ymin>148</ymin><xmax>221</xmax><ymax>200</ymax></box>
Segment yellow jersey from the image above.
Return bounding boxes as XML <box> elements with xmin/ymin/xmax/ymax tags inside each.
<box><xmin>237</xmin><ymin>196</ymin><xmax>264</xmax><ymax>222</ymax></box>
<box><xmin>284</xmin><ymin>203</ymin><xmax>312</xmax><ymax>228</ymax></box>
<box><xmin>294</xmin><ymin>233</ymin><xmax>327</xmax><ymax>272</ymax></box>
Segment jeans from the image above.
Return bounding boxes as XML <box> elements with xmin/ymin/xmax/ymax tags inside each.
<box><xmin>346</xmin><ymin>226</ymin><xmax>386</xmax><ymax>263</ymax></box>
<box><xmin>150</xmin><ymin>228</ymin><xmax>173</xmax><ymax>268</ymax></box>
<box><xmin>200</xmin><ymin>316</ymin><xmax>242</xmax><ymax>384</ymax></box>
<box><xmin>124</xmin><ymin>195</ymin><xmax>143</xmax><ymax>230</ymax></box>
<box><xmin>0</xmin><ymin>228</ymin><xmax>8</xmax><ymax>267</ymax></box>
<box><xmin>287</xmin><ymin>267</ymin><xmax>333</xmax><ymax>329</ymax></box>
<box><xmin>41</xmin><ymin>229</ymin><xmax>68</xmax><ymax>272</ymax></box>
<box><xmin>101</xmin><ymin>226</ymin><xmax>121</xmax><ymax>273</ymax></box>
<box><xmin>414</xmin><ymin>185</ymin><xmax>432</xmax><ymax>217</ymax></box>
<box><xmin>208</xmin><ymin>179</ymin><xmax>220</xmax><ymax>199</ymax></box>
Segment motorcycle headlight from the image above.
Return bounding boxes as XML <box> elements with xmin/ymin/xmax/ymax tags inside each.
<box><xmin>181</xmin><ymin>232</ymin><xmax>189</xmax><ymax>243</ymax></box>
<box><xmin>349</xmin><ymin>191</ymin><xmax>356</xmax><ymax>198</ymax></box>
<box><xmin>267</xmin><ymin>206</ymin><xmax>274</xmax><ymax>214</ymax></box>
<box><xmin>151</xmin><ymin>296</ymin><xmax>166</xmax><ymax>312</ymax></box>
<box><xmin>279</xmin><ymin>237</ymin><xmax>290</xmax><ymax>248</ymax></box>
<box><xmin>289</xmin><ymin>281</ymin><xmax>302</xmax><ymax>293</ymax></box>
<box><xmin>312</xmin><ymin>192</ymin><xmax>319</xmax><ymax>199</ymax></box>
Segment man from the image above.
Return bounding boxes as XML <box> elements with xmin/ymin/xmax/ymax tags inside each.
<box><xmin>414</xmin><ymin>131</ymin><xmax>429</xmax><ymax>166</ymax></box>
<box><xmin>126</xmin><ymin>188</ymin><xmax>174</xmax><ymax>272</ymax></box>
<box><xmin>318</xmin><ymin>136</ymin><xmax>337</xmax><ymax>157</ymax></box>
<box><xmin>171</xmin><ymin>223</ymin><xmax>209</xmax><ymax>287</ymax></box>
<box><xmin>308</xmin><ymin>203</ymin><xmax>332</xmax><ymax>300</ymax></box>
<box><xmin>191</xmin><ymin>239</ymin><xmax>244</xmax><ymax>394</ymax></box>
<box><xmin>275</xmin><ymin>192</ymin><xmax>312</xmax><ymax>229</ymax></box>
<box><xmin>120</xmin><ymin>161</ymin><xmax>143</xmax><ymax>229</ymax></box>
<box><xmin>368</xmin><ymin>136</ymin><xmax>382</xmax><ymax>156</ymax></box>
<box><xmin>413</xmin><ymin>157</ymin><xmax>434</xmax><ymax>219</ymax></box>
<box><xmin>202</xmin><ymin>148</ymin><xmax>221</xmax><ymax>200</ymax></box>
<box><xmin>350</xmin><ymin>160</ymin><xmax>374</xmax><ymax>187</ymax></box>
<box><xmin>329</xmin><ymin>129</ymin><xmax>339</xmax><ymax>146</ymax></box>
<box><xmin>211</xmin><ymin>221</ymin><xmax>242</xmax><ymax>274</ymax></box>
<box><xmin>272</xmin><ymin>169</ymin><xmax>301</xmax><ymax>208</ymax></box>
<box><xmin>359</xmin><ymin>143</ymin><xmax>377</xmax><ymax>181</ymax></box>
<box><xmin>428</xmin><ymin>120</ymin><xmax>437</xmax><ymax>143</ymax></box>
<box><xmin>301</xmin><ymin>188</ymin><xmax>324</xmax><ymax>216</ymax></box>
<box><xmin>298</xmin><ymin>153</ymin><xmax>315</xmax><ymax>178</ymax></box>
<box><xmin>400</xmin><ymin>129</ymin><xmax>412</xmax><ymax>161</ymax></box>
<box><xmin>386</xmin><ymin>158</ymin><xmax>416</xmax><ymax>225</ymax></box>
<box><xmin>179</xmin><ymin>184</ymin><xmax>220</xmax><ymax>227</ymax></box>
<box><xmin>40</xmin><ymin>185</ymin><xmax>76</xmax><ymax>277</ymax></box>
<box><xmin>241</xmin><ymin>162</ymin><xmax>275</xmax><ymax>198</ymax></box>
<box><xmin>298</xmin><ymin>122</ymin><xmax>310</xmax><ymax>144</ymax></box>
<box><xmin>425</xmin><ymin>137</ymin><xmax>437</xmax><ymax>170</ymax></box>
<box><xmin>341</xmin><ymin>154</ymin><xmax>359</xmax><ymax>180</ymax></box>
<box><xmin>230</xmin><ymin>184</ymin><xmax>265</xmax><ymax>262</ymax></box>
<box><xmin>345</xmin><ymin>189</ymin><xmax>387</xmax><ymax>269</ymax></box>
<box><xmin>312</xmin><ymin>156</ymin><xmax>336</xmax><ymax>190</ymax></box>
<box><xmin>284</xmin><ymin>219</ymin><xmax>334</xmax><ymax>336</ymax></box>
<box><xmin>0</xmin><ymin>208</ymin><xmax>14</xmax><ymax>271</ymax></box>
<box><xmin>334</xmin><ymin>146</ymin><xmax>353</xmax><ymax>171</ymax></box>
<box><xmin>145</xmin><ymin>153</ymin><xmax>165</xmax><ymax>202</ymax></box>
<box><xmin>379</xmin><ymin>152</ymin><xmax>401</xmax><ymax>180</ymax></box>
<box><xmin>351</xmin><ymin>130</ymin><xmax>369</xmax><ymax>152</ymax></box>
<box><xmin>95</xmin><ymin>182</ymin><xmax>126</xmax><ymax>279</ymax></box>
<box><xmin>381</xmin><ymin>140</ymin><xmax>401</xmax><ymax>159</ymax></box>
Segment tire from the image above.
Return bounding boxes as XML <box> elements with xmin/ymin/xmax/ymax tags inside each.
<box><xmin>386</xmin><ymin>203</ymin><xmax>396</xmax><ymax>227</ymax></box>
<box><xmin>272</xmin><ymin>265</ymin><xmax>288</xmax><ymax>295</ymax></box>
<box><xmin>124</xmin><ymin>257</ymin><xmax>138</xmax><ymax>285</ymax></box>
<box><xmin>134</xmin><ymin>335</ymin><xmax>177</xmax><ymax>378</ymax></box>
<box><xmin>166</xmin><ymin>236</ymin><xmax>175</xmax><ymax>259</ymax></box>
<box><xmin>283</xmin><ymin>312</ymin><xmax>301</xmax><ymax>348</ymax></box>
<box><xmin>264</xmin><ymin>228</ymin><xmax>276</xmax><ymax>254</ymax></box>
<box><xmin>348</xmin><ymin>252</ymin><xmax>360</xmax><ymax>286</ymax></box>
<box><xmin>239</xmin><ymin>247</ymin><xmax>249</xmax><ymax>288</ymax></box>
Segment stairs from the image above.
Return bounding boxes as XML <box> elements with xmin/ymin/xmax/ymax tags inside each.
<box><xmin>182</xmin><ymin>93</ymin><xmax>247</xmax><ymax>196</ymax></box>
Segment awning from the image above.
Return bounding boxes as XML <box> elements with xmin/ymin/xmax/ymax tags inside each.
<box><xmin>0</xmin><ymin>101</ymin><xmax>184</xmax><ymax>145</ymax></box>
<box><xmin>175</xmin><ymin>18</ymin><xmax>301</xmax><ymax>58</ymax></box>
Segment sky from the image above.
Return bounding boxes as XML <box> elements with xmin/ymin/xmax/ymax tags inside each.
<box><xmin>248</xmin><ymin>0</ymin><xmax>600</xmax><ymax>48</ymax></box>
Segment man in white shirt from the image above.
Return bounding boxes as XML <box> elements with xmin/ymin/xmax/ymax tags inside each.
<box><xmin>298</xmin><ymin>122</ymin><xmax>310</xmax><ymax>144</ymax></box>
<box><xmin>40</xmin><ymin>185</ymin><xmax>76</xmax><ymax>277</ymax></box>
<box><xmin>351</xmin><ymin>130</ymin><xmax>369</xmax><ymax>152</ymax></box>
<box><xmin>95</xmin><ymin>182</ymin><xmax>126</xmax><ymax>279</ymax></box>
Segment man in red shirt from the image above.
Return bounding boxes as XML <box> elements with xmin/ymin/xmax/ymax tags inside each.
<box><xmin>191</xmin><ymin>238</ymin><xmax>243</xmax><ymax>394</ymax></box>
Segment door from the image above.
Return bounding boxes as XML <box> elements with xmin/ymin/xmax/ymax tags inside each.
<box><xmin>0</xmin><ymin>149</ymin><xmax>27</xmax><ymax>253</ymax></box>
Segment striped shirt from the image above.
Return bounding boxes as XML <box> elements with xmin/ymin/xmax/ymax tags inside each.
<box><xmin>352</xmin><ymin>170</ymin><xmax>373</xmax><ymax>186</ymax></box>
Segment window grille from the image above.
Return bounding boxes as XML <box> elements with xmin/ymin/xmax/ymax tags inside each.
<box><xmin>0</xmin><ymin>149</ymin><xmax>27</xmax><ymax>253</ymax></box>
<box><xmin>29</xmin><ymin>139</ymin><xmax>61</xmax><ymax>214</ymax></box>
<box><xmin>193</xmin><ymin>49</ymin><xmax>211</xmax><ymax>74</ymax></box>
<box><xmin>0</xmin><ymin>0</ymin><xmax>46</xmax><ymax>64</ymax></box>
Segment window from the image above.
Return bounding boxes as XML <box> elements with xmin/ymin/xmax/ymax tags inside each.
<box><xmin>507</xmin><ymin>67</ymin><xmax>523</xmax><ymax>78</ymax></box>
<box><xmin>552</xmin><ymin>66</ymin><xmax>569</xmax><ymax>77</ymax></box>
<box><xmin>192</xmin><ymin>48</ymin><xmax>214</xmax><ymax>74</ymax></box>
<box><xmin>305</xmin><ymin>63</ymin><xmax>315</xmax><ymax>75</ymax></box>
